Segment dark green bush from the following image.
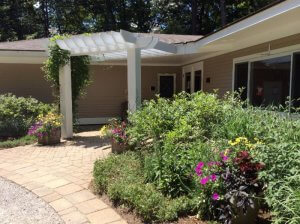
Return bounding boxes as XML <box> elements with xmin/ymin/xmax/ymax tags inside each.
<box><xmin>93</xmin><ymin>152</ymin><xmax>198</xmax><ymax>222</ymax></box>
<box><xmin>0</xmin><ymin>94</ymin><xmax>51</xmax><ymax>137</ymax></box>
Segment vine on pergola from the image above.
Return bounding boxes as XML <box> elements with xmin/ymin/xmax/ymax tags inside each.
<box><xmin>43</xmin><ymin>35</ymin><xmax>91</xmax><ymax>117</ymax></box>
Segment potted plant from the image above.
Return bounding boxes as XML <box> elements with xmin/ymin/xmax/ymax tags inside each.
<box><xmin>28</xmin><ymin>112</ymin><xmax>62</xmax><ymax>145</ymax></box>
<box><xmin>195</xmin><ymin>137</ymin><xmax>265</xmax><ymax>224</ymax></box>
<box><xmin>108</xmin><ymin>119</ymin><xmax>128</xmax><ymax>154</ymax></box>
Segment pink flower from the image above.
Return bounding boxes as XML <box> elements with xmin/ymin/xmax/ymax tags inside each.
<box><xmin>210</xmin><ymin>174</ymin><xmax>217</xmax><ymax>182</ymax></box>
<box><xmin>212</xmin><ymin>192</ymin><xmax>219</xmax><ymax>201</ymax></box>
<box><xmin>195</xmin><ymin>162</ymin><xmax>205</xmax><ymax>176</ymax></box>
<box><xmin>220</xmin><ymin>152</ymin><xmax>229</xmax><ymax>161</ymax></box>
<box><xmin>200</xmin><ymin>176</ymin><xmax>209</xmax><ymax>185</ymax></box>
<box><xmin>222</xmin><ymin>155</ymin><xmax>229</xmax><ymax>161</ymax></box>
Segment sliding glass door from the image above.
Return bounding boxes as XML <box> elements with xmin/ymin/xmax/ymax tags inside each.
<box><xmin>250</xmin><ymin>56</ymin><xmax>291</xmax><ymax>107</ymax></box>
<box><xmin>292</xmin><ymin>53</ymin><xmax>300</xmax><ymax>108</ymax></box>
<box><xmin>234</xmin><ymin>53</ymin><xmax>300</xmax><ymax>109</ymax></box>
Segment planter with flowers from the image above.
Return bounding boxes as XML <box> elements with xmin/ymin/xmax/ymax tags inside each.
<box><xmin>107</xmin><ymin>119</ymin><xmax>128</xmax><ymax>154</ymax></box>
<box><xmin>28</xmin><ymin>112</ymin><xmax>62</xmax><ymax>145</ymax></box>
<box><xmin>195</xmin><ymin>137</ymin><xmax>265</xmax><ymax>224</ymax></box>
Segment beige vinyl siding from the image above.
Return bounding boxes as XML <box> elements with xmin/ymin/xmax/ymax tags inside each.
<box><xmin>0</xmin><ymin>63</ymin><xmax>54</xmax><ymax>103</ymax></box>
<box><xmin>203</xmin><ymin>33</ymin><xmax>300</xmax><ymax>96</ymax></box>
<box><xmin>0</xmin><ymin>63</ymin><xmax>181</xmax><ymax>118</ymax></box>
<box><xmin>77</xmin><ymin>65</ymin><xmax>182</xmax><ymax>118</ymax></box>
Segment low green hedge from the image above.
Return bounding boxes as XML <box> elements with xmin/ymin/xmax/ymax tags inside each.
<box><xmin>0</xmin><ymin>135</ymin><xmax>36</xmax><ymax>149</ymax></box>
<box><xmin>0</xmin><ymin>94</ymin><xmax>51</xmax><ymax>137</ymax></box>
<box><xmin>93</xmin><ymin>152</ymin><xmax>199</xmax><ymax>222</ymax></box>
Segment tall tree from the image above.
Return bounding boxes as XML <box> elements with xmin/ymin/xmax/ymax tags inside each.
<box><xmin>220</xmin><ymin>0</ymin><xmax>227</xmax><ymax>27</ymax></box>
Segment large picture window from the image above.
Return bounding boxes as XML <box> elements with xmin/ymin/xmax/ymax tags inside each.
<box><xmin>234</xmin><ymin>52</ymin><xmax>300</xmax><ymax>110</ymax></box>
<box><xmin>292</xmin><ymin>53</ymin><xmax>300</xmax><ymax>108</ymax></box>
<box><xmin>250</xmin><ymin>56</ymin><xmax>291</xmax><ymax>107</ymax></box>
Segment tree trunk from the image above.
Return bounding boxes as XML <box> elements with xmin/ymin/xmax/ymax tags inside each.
<box><xmin>41</xmin><ymin>0</ymin><xmax>50</xmax><ymax>37</ymax></box>
<box><xmin>191</xmin><ymin>0</ymin><xmax>197</xmax><ymax>34</ymax></box>
<box><xmin>220</xmin><ymin>0</ymin><xmax>226</xmax><ymax>27</ymax></box>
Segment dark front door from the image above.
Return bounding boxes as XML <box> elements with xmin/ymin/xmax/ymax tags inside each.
<box><xmin>159</xmin><ymin>75</ymin><xmax>174</xmax><ymax>98</ymax></box>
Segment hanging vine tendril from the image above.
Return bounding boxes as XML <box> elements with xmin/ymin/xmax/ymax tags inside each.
<box><xmin>42</xmin><ymin>35</ymin><xmax>91</xmax><ymax>120</ymax></box>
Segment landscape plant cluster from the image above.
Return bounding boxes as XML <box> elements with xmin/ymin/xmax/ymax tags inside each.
<box><xmin>28</xmin><ymin>111</ymin><xmax>62</xmax><ymax>138</ymax></box>
<box><xmin>0</xmin><ymin>93</ymin><xmax>51</xmax><ymax>138</ymax></box>
<box><xmin>94</xmin><ymin>92</ymin><xmax>300</xmax><ymax>224</ymax></box>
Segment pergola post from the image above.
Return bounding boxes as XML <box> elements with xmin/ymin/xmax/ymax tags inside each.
<box><xmin>59</xmin><ymin>62</ymin><xmax>73</xmax><ymax>139</ymax></box>
<box><xmin>127</xmin><ymin>47</ymin><xmax>141</xmax><ymax>112</ymax></box>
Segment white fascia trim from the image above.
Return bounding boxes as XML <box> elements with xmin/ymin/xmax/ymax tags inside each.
<box><xmin>77</xmin><ymin>117</ymin><xmax>116</xmax><ymax>125</ymax></box>
<box><xmin>178</xmin><ymin>0</ymin><xmax>300</xmax><ymax>54</ymax></box>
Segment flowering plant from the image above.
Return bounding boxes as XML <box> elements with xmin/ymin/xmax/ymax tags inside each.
<box><xmin>28</xmin><ymin>112</ymin><xmax>62</xmax><ymax>138</ymax></box>
<box><xmin>195</xmin><ymin>138</ymin><xmax>264</xmax><ymax>223</ymax></box>
<box><xmin>108</xmin><ymin>119</ymin><xmax>128</xmax><ymax>144</ymax></box>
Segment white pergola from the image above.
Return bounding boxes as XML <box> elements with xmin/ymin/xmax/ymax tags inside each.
<box><xmin>56</xmin><ymin>30</ymin><xmax>177</xmax><ymax>138</ymax></box>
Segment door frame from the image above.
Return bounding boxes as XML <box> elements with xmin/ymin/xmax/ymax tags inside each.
<box><xmin>157</xmin><ymin>73</ymin><xmax>176</xmax><ymax>95</ymax></box>
<box><xmin>182</xmin><ymin>61</ymin><xmax>204</xmax><ymax>93</ymax></box>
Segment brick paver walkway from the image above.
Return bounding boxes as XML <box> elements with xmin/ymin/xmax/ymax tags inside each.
<box><xmin>0</xmin><ymin>131</ymin><xmax>127</xmax><ymax>224</ymax></box>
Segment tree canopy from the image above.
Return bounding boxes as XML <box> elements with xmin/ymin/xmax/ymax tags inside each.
<box><xmin>0</xmin><ymin>0</ymin><xmax>278</xmax><ymax>42</ymax></box>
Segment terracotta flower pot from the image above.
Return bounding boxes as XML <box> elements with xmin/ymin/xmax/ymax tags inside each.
<box><xmin>111</xmin><ymin>138</ymin><xmax>127</xmax><ymax>154</ymax></box>
<box><xmin>38</xmin><ymin>128</ymin><xmax>61</xmax><ymax>145</ymax></box>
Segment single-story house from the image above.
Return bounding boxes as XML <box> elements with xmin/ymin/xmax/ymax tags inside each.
<box><xmin>0</xmin><ymin>0</ymin><xmax>299</xmax><ymax>138</ymax></box>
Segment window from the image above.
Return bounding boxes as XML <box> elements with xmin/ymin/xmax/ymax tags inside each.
<box><xmin>185</xmin><ymin>72</ymin><xmax>191</xmax><ymax>93</ymax></box>
<box><xmin>234</xmin><ymin>62</ymin><xmax>248</xmax><ymax>101</ymax></box>
<box><xmin>194</xmin><ymin>70</ymin><xmax>202</xmax><ymax>92</ymax></box>
<box><xmin>250</xmin><ymin>56</ymin><xmax>291</xmax><ymax>107</ymax></box>
<box><xmin>234</xmin><ymin>52</ymin><xmax>300</xmax><ymax>110</ymax></box>
<box><xmin>292</xmin><ymin>53</ymin><xmax>300</xmax><ymax>108</ymax></box>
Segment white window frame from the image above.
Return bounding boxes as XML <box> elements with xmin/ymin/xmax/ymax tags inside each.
<box><xmin>157</xmin><ymin>73</ymin><xmax>177</xmax><ymax>95</ymax></box>
<box><xmin>232</xmin><ymin>44</ymin><xmax>300</xmax><ymax>105</ymax></box>
<box><xmin>182</xmin><ymin>61</ymin><xmax>204</xmax><ymax>93</ymax></box>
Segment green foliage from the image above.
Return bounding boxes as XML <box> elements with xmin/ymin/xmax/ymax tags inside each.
<box><xmin>43</xmin><ymin>36</ymin><xmax>91</xmax><ymax>115</ymax></box>
<box><xmin>127</xmin><ymin>92</ymin><xmax>223</xmax><ymax>197</ymax></box>
<box><xmin>0</xmin><ymin>135</ymin><xmax>36</xmax><ymax>149</ymax></box>
<box><xmin>209</xmin><ymin>96</ymin><xmax>300</xmax><ymax>224</ymax></box>
<box><xmin>0</xmin><ymin>94</ymin><xmax>51</xmax><ymax>137</ymax></box>
<box><xmin>93</xmin><ymin>152</ymin><xmax>198</xmax><ymax>222</ymax></box>
<box><xmin>95</xmin><ymin>92</ymin><xmax>300</xmax><ymax>223</ymax></box>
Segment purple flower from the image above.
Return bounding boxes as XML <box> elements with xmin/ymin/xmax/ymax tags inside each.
<box><xmin>220</xmin><ymin>152</ymin><xmax>229</xmax><ymax>162</ymax></box>
<box><xmin>212</xmin><ymin>192</ymin><xmax>219</xmax><ymax>201</ymax></box>
<box><xmin>210</xmin><ymin>174</ymin><xmax>217</xmax><ymax>182</ymax></box>
<box><xmin>195</xmin><ymin>162</ymin><xmax>205</xmax><ymax>176</ymax></box>
<box><xmin>200</xmin><ymin>176</ymin><xmax>209</xmax><ymax>185</ymax></box>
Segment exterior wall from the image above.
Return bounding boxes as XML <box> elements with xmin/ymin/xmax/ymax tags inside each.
<box><xmin>0</xmin><ymin>63</ymin><xmax>54</xmax><ymax>103</ymax></box>
<box><xmin>202</xmin><ymin>33</ymin><xmax>300</xmax><ymax>96</ymax></box>
<box><xmin>0</xmin><ymin>63</ymin><xmax>181</xmax><ymax>119</ymax></box>
<box><xmin>77</xmin><ymin>65</ymin><xmax>182</xmax><ymax>118</ymax></box>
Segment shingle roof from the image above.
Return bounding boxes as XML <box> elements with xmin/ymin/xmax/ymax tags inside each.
<box><xmin>0</xmin><ymin>38</ymin><xmax>49</xmax><ymax>51</ymax></box>
<box><xmin>0</xmin><ymin>33</ymin><xmax>202</xmax><ymax>51</ymax></box>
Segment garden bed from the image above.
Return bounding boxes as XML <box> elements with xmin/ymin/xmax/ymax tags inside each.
<box><xmin>93</xmin><ymin>92</ymin><xmax>300</xmax><ymax>224</ymax></box>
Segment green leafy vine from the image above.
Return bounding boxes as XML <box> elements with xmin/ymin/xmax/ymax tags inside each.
<box><xmin>42</xmin><ymin>35</ymin><xmax>91</xmax><ymax>119</ymax></box>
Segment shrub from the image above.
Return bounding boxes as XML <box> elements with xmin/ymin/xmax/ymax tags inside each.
<box><xmin>127</xmin><ymin>92</ymin><xmax>224</xmax><ymax>197</ymax></box>
<box><xmin>0</xmin><ymin>94</ymin><xmax>51</xmax><ymax>137</ymax></box>
<box><xmin>93</xmin><ymin>152</ymin><xmax>198</xmax><ymax>222</ymax></box>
